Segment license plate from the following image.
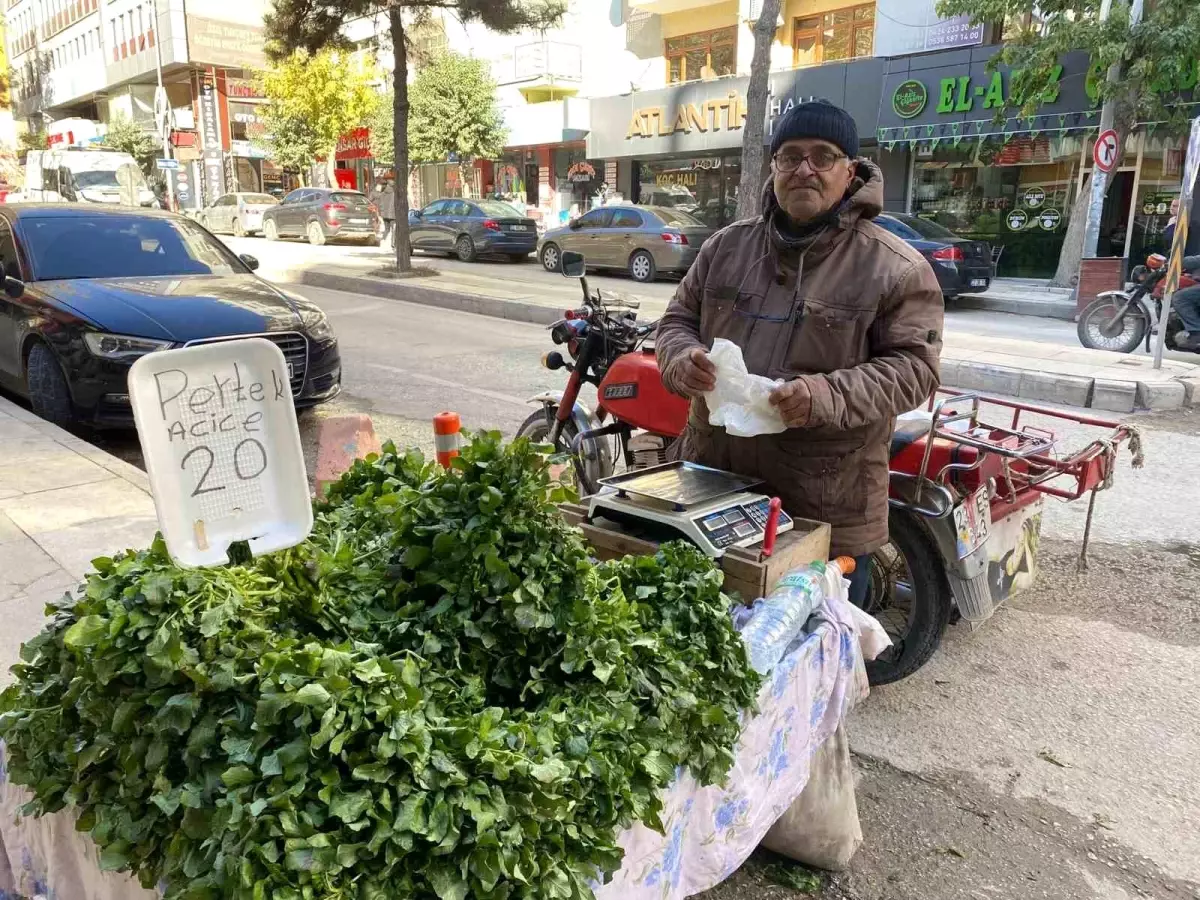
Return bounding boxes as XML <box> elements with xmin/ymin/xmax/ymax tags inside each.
<box><xmin>348</xmin><ymin>218</ymin><xmax>368</xmax><ymax>225</ymax></box>
<box><xmin>953</xmin><ymin>486</ymin><xmax>991</xmax><ymax>559</ymax></box>
<box><xmin>509</xmin><ymin>224</ymin><xmax>529</xmax><ymax>231</ymax></box>
<box><xmin>970</xmin><ymin>278</ymin><xmax>989</xmax><ymax>287</ymax></box>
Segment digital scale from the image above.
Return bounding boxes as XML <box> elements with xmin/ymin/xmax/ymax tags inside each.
<box><xmin>587</xmin><ymin>461</ymin><xmax>793</xmax><ymax>558</ymax></box>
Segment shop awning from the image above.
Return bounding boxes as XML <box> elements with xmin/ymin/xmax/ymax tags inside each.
<box><xmin>876</xmin><ymin>111</ymin><xmax>1103</xmax><ymax>152</ymax></box>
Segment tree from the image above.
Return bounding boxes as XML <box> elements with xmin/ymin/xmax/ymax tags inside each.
<box><xmin>409</xmin><ymin>52</ymin><xmax>506</xmax><ymax>197</ymax></box>
<box><xmin>102</xmin><ymin>115</ymin><xmax>157</xmax><ymax>176</ymax></box>
<box><xmin>265</xmin><ymin>0</ymin><xmax>566</xmax><ymax>273</ymax></box>
<box><xmin>256</xmin><ymin>108</ymin><xmax>324</xmax><ymax>182</ymax></box>
<box><xmin>736</xmin><ymin>0</ymin><xmax>783</xmax><ymax>220</ymax></box>
<box><xmin>259</xmin><ymin>49</ymin><xmax>380</xmax><ymax>184</ymax></box>
<box><xmin>936</xmin><ymin>0</ymin><xmax>1200</xmax><ymax>286</ymax></box>
<box><xmin>369</xmin><ymin>90</ymin><xmax>395</xmax><ymax>167</ymax></box>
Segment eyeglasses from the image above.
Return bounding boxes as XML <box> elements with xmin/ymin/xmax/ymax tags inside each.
<box><xmin>772</xmin><ymin>149</ymin><xmax>846</xmax><ymax>174</ymax></box>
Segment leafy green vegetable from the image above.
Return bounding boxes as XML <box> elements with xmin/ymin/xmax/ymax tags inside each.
<box><xmin>0</xmin><ymin>432</ymin><xmax>760</xmax><ymax>900</ymax></box>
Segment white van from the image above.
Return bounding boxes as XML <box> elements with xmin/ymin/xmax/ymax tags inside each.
<box><xmin>18</xmin><ymin>148</ymin><xmax>157</xmax><ymax>206</ymax></box>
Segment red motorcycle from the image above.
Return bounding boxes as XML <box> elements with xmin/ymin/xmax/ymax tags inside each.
<box><xmin>1077</xmin><ymin>252</ymin><xmax>1199</xmax><ymax>353</ymax></box>
<box><xmin>522</xmin><ymin>251</ymin><xmax>1138</xmax><ymax>684</ymax></box>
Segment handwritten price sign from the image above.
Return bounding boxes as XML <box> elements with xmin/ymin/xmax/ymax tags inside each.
<box><xmin>129</xmin><ymin>338</ymin><xmax>312</xmax><ymax>567</ymax></box>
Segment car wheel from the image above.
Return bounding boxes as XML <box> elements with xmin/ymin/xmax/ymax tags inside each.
<box><xmin>455</xmin><ymin>234</ymin><xmax>477</xmax><ymax>262</ymax></box>
<box><xmin>26</xmin><ymin>343</ymin><xmax>75</xmax><ymax>427</ymax></box>
<box><xmin>629</xmin><ymin>249</ymin><xmax>657</xmax><ymax>283</ymax></box>
<box><xmin>307</xmin><ymin>221</ymin><xmax>327</xmax><ymax>246</ymax></box>
<box><xmin>264</xmin><ymin>220</ymin><xmax>279</xmax><ymax>242</ymax></box>
<box><xmin>232</xmin><ymin>218</ymin><xmax>246</xmax><ymax>238</ymax></box>
<box><xmin>540</xmin><ymin>243</ymin><xmax>561</xmax><ymax>272</ymax></box>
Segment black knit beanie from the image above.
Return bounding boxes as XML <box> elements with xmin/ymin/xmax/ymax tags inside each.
<box><xmin>770</xmin><ymin>99</ymin><xmax>859</xmax><ymax>159</ymax></box>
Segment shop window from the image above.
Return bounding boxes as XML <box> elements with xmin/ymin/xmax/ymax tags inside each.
<box><xmin>637</xmin><ymin>156</ymin><xmax>739</xmax><ymax>230</ymax></box>
<box><xmin>665</xmin><ymin>26</ymin><xmax>736</xmax><ymax>84</ymax></box>
<box><xmin>792</xmin><ymin>4</ymin><xmax>874</xmax><ymax>67</ymax></box>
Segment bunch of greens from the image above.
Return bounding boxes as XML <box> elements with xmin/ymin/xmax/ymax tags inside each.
<box><xmin>0</xmin><ymin>433</ymin><xmax>760</xmax><ymax>900</ymax></box>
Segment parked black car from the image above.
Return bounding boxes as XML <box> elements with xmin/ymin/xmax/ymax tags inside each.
<box><xmin>408</xmin><ymin>198</ymin><xmax>538</xmax><ymax>262</ymax></box>
<box><xmin>876</xmin><ymin>214</ymin><xmax>993</xmax><ymax>299</ymax></box>
<box><xmin>261</xmin><ymin>187</ymin><xmax>380</xmax><ymax>246</ymax></box>
<box><xmin>0</xmin><ymin>204</ymin><xmax>340</xmax><ymax>428</ymax></box>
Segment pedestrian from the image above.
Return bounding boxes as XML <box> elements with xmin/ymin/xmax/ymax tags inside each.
<box><xmin>655</xmin><ymin>99</ymin><xmax>944</xmax><ymax>607</ymax></box>
<box><xmin>373</xmin><ymin>180</ymin><xmax>397</xmax><ymax>247</ymax></box>
<box><xmin>1163</xmin><ymin>196</ymin><xmax>1180</xmax><ymax>252</ymax></box>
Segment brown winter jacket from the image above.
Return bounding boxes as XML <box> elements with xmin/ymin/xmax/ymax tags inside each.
<box><xmin>655</xmin><ymin>159</ymin><xmax>944</xmax><ymax>558</ymax></box>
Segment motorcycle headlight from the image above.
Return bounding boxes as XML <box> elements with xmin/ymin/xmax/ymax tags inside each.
<box><xmin>303</xmin><ymin>310</ymin><xmax>334</xmax><ymax>342</ymax></box>
<box><xmin>83</xmin><ymin>332</ymin><xmax>172</xmax><ymax>361</ymax></box>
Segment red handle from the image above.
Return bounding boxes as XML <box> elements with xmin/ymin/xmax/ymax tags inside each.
<box><xmin>762</xmin><ymin>497</ymin><xmax>782</xmax><ymax>558</ymax></box>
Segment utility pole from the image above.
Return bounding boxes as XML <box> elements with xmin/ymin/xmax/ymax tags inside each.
<box><xmin>150</xmin><ymin>0</ymin><xmax>175</xmax><ymax>211</ymax></box>
<box><xmin>1082</xmin><ymin>0</ymin><xmax>1144</xmax><ymax>258</ymax></box>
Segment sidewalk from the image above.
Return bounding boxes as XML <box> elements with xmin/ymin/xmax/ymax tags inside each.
<box><xmin>957</xmin><ymin>277</ymin><xmax>1075</xmax><ymax>320</ymax></box>
<box><xmin>0</xmin><ymin>397</ymin><xmax>158</xmax><ymax>687</ymax></box>
<box><xmin>260</xmin><ymin>260</ymin><xmax>1199</xmax><ymax>413</ymax></box>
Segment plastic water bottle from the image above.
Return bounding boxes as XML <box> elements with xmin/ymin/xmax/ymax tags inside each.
<box><xmin>741</xmin><ymin>557</ymin><xmax>856</xmax><ymax>675</ymax></box>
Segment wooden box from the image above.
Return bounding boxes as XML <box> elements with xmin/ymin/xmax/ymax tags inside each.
<box><xmin>558</xmin><ymin>503</ymin><xmax>831</xmax><ymax>602</ymax></box>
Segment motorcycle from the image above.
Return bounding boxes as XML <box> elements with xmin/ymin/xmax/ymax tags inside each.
<box><xmin>523</xmin><ymin>251</ymin><xmax>1137</xmax><ymax>685</ymax></box>
<box><xmin>1077</xmin><ymin>253</ymin><xmax>1199</xmax><ymax>354</ymax></box>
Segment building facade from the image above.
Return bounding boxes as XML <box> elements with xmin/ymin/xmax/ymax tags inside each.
<box><xmin>3</xmin><ymin>0</ymin><xmax>279</xmax><ymax>208</ymax></box>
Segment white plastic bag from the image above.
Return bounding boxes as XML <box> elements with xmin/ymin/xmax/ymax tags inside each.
<box><xmin>705</xmin><ymin>339</ymin><xmax>786</xmax><ymax>438</ymax></box>
<box><xmin>844</xmin><ymin>602</ymin><xmax>894</xmax><ymax>661</ymax></box>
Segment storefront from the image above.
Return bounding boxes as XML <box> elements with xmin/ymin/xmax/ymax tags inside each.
<box><xmin>877</xmin><ymin>48</ymin><xmax>1197</xmax><ymax>277</ymax></box>
<box><xmin>586</xmin><ymin>57</ymin><xmax>894</xmax><ymax>232</ymax></box>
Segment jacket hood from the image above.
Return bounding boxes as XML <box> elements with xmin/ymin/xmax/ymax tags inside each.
<box><xmin>761</xmin><ymin>157</ymin><xmax>885</xmax><ymax>230</ymax></box>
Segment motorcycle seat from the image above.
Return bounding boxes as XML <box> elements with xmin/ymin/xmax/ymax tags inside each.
<box><xmin>891</xmin><ymin>413</ymin><xmax>932</xmax><ymax>458</ymax></box>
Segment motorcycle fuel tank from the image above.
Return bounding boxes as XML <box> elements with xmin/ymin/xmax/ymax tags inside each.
<box><xmin>598</xmin><ymin>349</ymin><xmax>689</xmax><ymax>437</ymax></box>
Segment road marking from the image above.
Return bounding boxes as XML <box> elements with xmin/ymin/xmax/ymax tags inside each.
<box><xmin>364</xmin><ymin>362</ymin><xmax>530</xmax><ymax>408</ymax></box>
<box><xmin>328</xmin><ymin>302</ymin><xmax>386</xmax><ymax>316</ymax></box>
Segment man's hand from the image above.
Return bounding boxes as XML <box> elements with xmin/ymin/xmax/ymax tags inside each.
<box><xmin>769</xmin><ymin>378</ymin><xmax>812</xmax><ymax>428</ymax></box>
<box><xmin>674</xmin><ymin>347</ymin><xmax>717</xmax><ymax>397</ymax></box>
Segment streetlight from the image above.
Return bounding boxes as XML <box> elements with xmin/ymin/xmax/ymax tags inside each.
<box><xmin>150</xmin><ymin>0</ymin><xmax>175</xmax><ymax>210</ymax></box>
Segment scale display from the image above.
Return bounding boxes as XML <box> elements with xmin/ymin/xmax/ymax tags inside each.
<box><xmin>589</xmin><ymin>461</ymin><xmax>792</xmax><ymax>558</ymax></box>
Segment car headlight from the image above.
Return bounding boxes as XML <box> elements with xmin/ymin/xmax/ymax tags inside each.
<box><xmin>83</xmin><ymin>332</ymin><xmax>172</xmax><ymax>361</ymax></box>
<box><xmin>303</xmin><ymin>310</ymin><xmax>334</xmax><ymax>342</ymax></box>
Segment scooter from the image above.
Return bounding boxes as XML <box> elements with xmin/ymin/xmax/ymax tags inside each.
<box><xmin>1077</xmin><ymin>252</ymin><xmax>1199</xmax><ymax>353</ymax></box>
<box><xmin>522</xmin><ymin>251</ymin><xmax>1139</xmax><ymax>685</ymax></box>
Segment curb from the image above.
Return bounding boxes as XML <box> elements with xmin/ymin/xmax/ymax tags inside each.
<box><xmin>951</xmin><ymin>294</ymin><xmax>1077</xmax><ymax>320</ymax></box>
<box><xmin>272</xmin><ymin>268</ymin><xmax>565</xmax><ymax>327</ymax></box>
<box><xmin>942</xmin><ymin>359</ymin><xmax>1195</xmax><ymax>412</ymax></box>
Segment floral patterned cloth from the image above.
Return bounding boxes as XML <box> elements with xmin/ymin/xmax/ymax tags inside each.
<box><xmin>0</xmin><ymin>591</ymin><xmax>868</xmax><ymax>900</ymax></box>
<box><xmin>595</xmin><ymin>589</ymin><xmax>869</xmax><ymax>899</ymax></box>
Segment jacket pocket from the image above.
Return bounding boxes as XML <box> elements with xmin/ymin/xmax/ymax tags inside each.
<box><xmin>780</xmin><ymin>309</ymin><xmax>862</xmax><ymax>376</ymax></box>
<box><xmin>700</xmin><ymin>284</ymin><xmax>757</xmax><ymax>347</ymax></box>
<box><xmin>771</xmin><ymin>445</ymin><xmax>872</xmax><ymax>525</ymax></box>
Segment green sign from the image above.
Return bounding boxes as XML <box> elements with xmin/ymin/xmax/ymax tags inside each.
<box><xmin>934</xmin><ymin>65</ymin><xmax>1063</xmax><ymax>115</ymax></box>
<box><xmin>1006</xmin><ymin>209</ymin><xmax>1030</xmax><ymax>231</ymax></box>
<box><xmin>893</xmin><ymin>80</ymin><xmax>929</xmax><ymax>119</ymax></box>
<box><xmin>1037</xmin><ymin>208</ymin><xmax>1062</xmax><ymax>231</ymax></box>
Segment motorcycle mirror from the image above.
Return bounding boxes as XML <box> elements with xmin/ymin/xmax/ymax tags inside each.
<box><xmin>560</xmin><ymin>251</ymin><xmax>586</xmax><ymax>278</ymax></box>
<box><xmin>3</xmin><ymin>276</ymin><xmax>24</xmax><ymax>299</ymax></box>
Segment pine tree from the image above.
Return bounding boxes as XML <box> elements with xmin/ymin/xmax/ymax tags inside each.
<box><xmin>265</xmin><ymin>0</ymin><xmax>566</xmax><ymax>273</ymax></box>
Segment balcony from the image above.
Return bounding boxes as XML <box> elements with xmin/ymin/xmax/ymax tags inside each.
<box><xmin>498</xmin><ymin>41</ymin><xmax>582</xmax><ymax>102</ymax></box>
<box><xmin>628</xmin><ymin>0</ymin><xmax>728</xmax><ymax>14</ymax></box>
<box><xmin>501</xmin><ymin>97</ymin><xmax>590</xmax><ymax>148</ymax></box>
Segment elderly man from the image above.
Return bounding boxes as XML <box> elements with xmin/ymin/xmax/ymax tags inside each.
<box><xmin>656</xmin><ymin>99</ymin><xmax>945</xmax><ymax>604</ymax></box>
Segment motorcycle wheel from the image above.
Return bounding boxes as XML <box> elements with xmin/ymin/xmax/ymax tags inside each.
<box><xmin>1077</xmin><ymin>297</ymin><xmax>1148</xmax><ymax>353</ymax></box>
<box><xmin>515</xmin><ymin>407</ymin><xmax>605</xmax><ymax>496</ymax></box>
<box><xmin>858</xmin><ymin>511</ymin><xmax>953</xmax><ymax>686</ymax></box>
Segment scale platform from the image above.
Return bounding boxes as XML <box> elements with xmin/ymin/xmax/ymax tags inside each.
<box><xmin>588</xmin><ymin>461</ymin><xmax>793</xmax><ymax>558</ymax></box>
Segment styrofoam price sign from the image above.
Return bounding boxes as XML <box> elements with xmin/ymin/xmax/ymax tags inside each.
<box><xmin>129</xmin><ymin>338</ymin><xmax>312</xmax><ymax>567</ymax></box>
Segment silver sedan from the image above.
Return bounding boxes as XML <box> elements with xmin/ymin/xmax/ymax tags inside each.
<box><xmin>538</xmin><ymin>205</ymin><xmax>713</xmax><ymax>283</ymax></box>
